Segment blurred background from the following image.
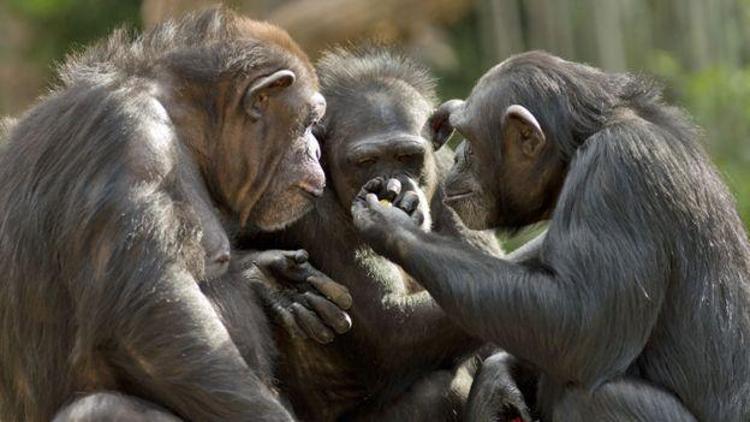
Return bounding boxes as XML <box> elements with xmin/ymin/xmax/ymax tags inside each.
<box><xmin>1</xmin><ymin>0</ymin><xmax>749</xmax><ymax>240</ymax></box>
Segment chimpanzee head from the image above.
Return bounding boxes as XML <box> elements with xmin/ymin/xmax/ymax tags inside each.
<box><xmin>427</xmin><ymin>51</ymin><xmax>617</xmax><ymax>230</ymax></box>
<box><xmin>315</xmin><ymin>47</ymin><xmax>439</xmax><ymax>210</ymax></box>
<box><xmin>145</xmin><ymin>9</ymin><xmax>326</xmax><ymax>231</ymax></box>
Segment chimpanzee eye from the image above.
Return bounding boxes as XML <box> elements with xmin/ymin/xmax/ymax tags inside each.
<box><xmin>397</xmin><ymin>153</ymin><xmax>416</xmax><ymax>163</ymax></box>
<box><xmin>357</xmin><ymin>158</ymin><xmax>377</xmax><ymax>167</ymax></box>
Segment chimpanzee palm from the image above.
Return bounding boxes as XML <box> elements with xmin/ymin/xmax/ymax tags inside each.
<box><xmin>352</xmin><ymin>51</ymin><xmax>750</xmax><ymax>421</ymax></box>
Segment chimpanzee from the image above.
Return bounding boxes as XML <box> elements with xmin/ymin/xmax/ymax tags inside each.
<box><xmin>246</xmin><ymin>47</ymin><xmax>511</xmax><ymax>421</ymax></box>
<box><xmin>0</xmin><ymin>8</ymin><xmax>349</xmax><ymax>422</ymax></box>
<box><xmin>351</xmin><ymin>51</ymin><xmax>750</xmax><ymax>421</ymax></box>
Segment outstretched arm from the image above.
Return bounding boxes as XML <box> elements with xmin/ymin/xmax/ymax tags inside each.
<box><xmin>352</xmin><ymin>152</ymin><xmax>670</xmax><ymax>388</ymax></box>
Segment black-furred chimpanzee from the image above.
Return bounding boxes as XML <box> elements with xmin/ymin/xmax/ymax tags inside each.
<box><xmin>0</xmin><ymin>8</ymin><xmax>351</xmax><ymax>422</ymax></box>
<box><xmin>247</xmin><ymin>47</ymin><xmax>509</xmax><ymax>421</ymax></box>
<box><xmin>351</xmin><ymin>51</ymin><xmax>750</xmax><ymax>421</ymax></box>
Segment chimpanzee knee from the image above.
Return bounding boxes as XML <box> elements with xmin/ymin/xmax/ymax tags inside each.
<box><xmin>546</xmin><ymin>378</ymin><xmax>696</xmax><ymax>422</ymax></box>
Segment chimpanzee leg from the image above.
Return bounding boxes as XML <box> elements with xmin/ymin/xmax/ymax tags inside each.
<box><xmin>347</xmin><ymin>364</ymin><xmax>474</xmax><ymax>422</ymax></box>
<box><xmin>464</xmin><ymin>352</ymin><xmax>534</xmax><ymax>422</ymax></box>
<box><xmin>53</xmin><ymin>392</ymin><xmax>180</xmax><ymax>422</ymax></box>
<box><xmin>541</xmin><ymin>377</ymin><xmax>696</xmax><ymax>422</ymax></box>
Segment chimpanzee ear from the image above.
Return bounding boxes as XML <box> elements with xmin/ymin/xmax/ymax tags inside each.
<box><xmin>244</xmin><ymin>69</ymin><xmax>296</xmax><ymax>121</ymax></box>
<box><xmin>502</xmin><ymin>104</ymin><xmax>546</xmax><ymax>157</ymax></box>
<box><xmin>424</xmin><ymin>99</ymin><xmax>464</xmax><ymax>150</ymax></box>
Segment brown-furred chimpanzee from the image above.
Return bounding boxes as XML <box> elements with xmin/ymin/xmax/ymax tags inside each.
<box><xmin>351</xmin><ymin>51</ymin><xmax>750</xmax><ymax>421</ymax></box>
<box><xmin>0</xmin><ymin>8</ymin><xmax>350</xmax><ymax>422</ymax></box>
<box><xmin>247</xmin><ymin>47</ymin><xmax>512</xmax><ymax>421</ymax></box>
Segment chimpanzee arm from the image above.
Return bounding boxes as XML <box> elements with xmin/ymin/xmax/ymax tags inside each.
<box><xmin>111</xmin><ymin>267</ymin><xmax>290</xmax><ymax>420</ymax></box>
<box><xmin>353</xmin><ymin>129</ymin><xmax>671</xmax><ymax>388</ymax></box>
<box><xmin>72</xmin><ymin>180</ymin><xmax>293</xmax><ymax>421</ymax></box>
<box><xmin>505</xmin><ymin>231</ymin><xmax>545</xmax><ymax>264</ymax></box>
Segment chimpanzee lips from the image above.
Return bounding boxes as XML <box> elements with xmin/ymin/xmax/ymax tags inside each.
<box><xmin>297</xmin><ymin>182</ymin><xmax>325</xmax><ymax>198</ymax></box>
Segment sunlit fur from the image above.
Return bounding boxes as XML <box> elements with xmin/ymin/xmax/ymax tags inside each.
<box><xmin>0</xmin><ymin>8</ymin><xmax>318</xmax><ymax>421</ymax></box>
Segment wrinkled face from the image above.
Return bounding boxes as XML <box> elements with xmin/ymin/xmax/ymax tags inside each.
<box><xmin>428</xmin><ymin>73</ymin><xmax>564</xmax><ymax>231</ymax></box>
<box><xmin>429</xmin><ymin>89</ymin><xmax>503</xmax><ymax>230</ymax></box>
<box><xmin>206</xmin><ymin>57</ymin><xmax>327</xmax><ymax>232</ymax></box>
<box><xmin>242</xmin><ymin>76</ymin><xmax>327</xmax><ymax>231</ymax></box>
<box><xmin>442</xmin><ymin>138</ymin><xmax>499</xmax><ymax>229</ymax></box>
<box><xmin>323</xmin><ymin>85</ymin><xmax>437</xmax><ymax>209</ymax></box>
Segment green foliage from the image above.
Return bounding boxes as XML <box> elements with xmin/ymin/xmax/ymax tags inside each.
<box><xmin>7</xmin><ymin>0</ymin><xmax>141</xmax><ymax>74</ymax></box>
<box><xmin>433</xmin><ymin>11</ymin><xmax>485</xmax><ymax>101</ymax></box>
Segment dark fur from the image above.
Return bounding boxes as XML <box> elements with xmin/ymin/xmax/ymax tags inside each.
<box><xmin>248</xmin><ymin>48</ymin><xmax>502</xmax><ymax>421</ymax></box>
<box><xmin>352</xmin><ymin>51</ymin><xmax>750</xmax><ymax>420</ymax></box>
<box><xmin>0</xmin><ymin>8</ymin><xmax>326</xmax><ymax>421</ymax></box>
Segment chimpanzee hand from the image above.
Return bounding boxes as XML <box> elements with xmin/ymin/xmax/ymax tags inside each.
<box><xmin>233</xmin><ymin>250</ymin><xmax>353</xmax><ymax>344</ymax></box>
<box><xmin>351</xmin><ymin>177</ymin><xmax>426</xmax><ymax>252</ymax></box>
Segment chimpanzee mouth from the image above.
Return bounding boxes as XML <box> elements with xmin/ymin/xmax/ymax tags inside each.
<box><xmin>296</xmin><ymin>182</ymin><xmax>325</xmax><ymax>198</ymax></box>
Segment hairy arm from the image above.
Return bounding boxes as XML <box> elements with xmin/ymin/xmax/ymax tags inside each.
<box><xmin>353</xmin><ymin>135</ymin><xmax>670</xmax><ymax>388</ymax></box>
<box><xmin>75</xmin><ymin>183</ymin><xmax>293</xmax><ymax>421</ymax></box>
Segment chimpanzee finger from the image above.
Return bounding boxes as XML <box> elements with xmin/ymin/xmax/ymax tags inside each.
<box><xmin>365</xmin><ymin>193</ymin><xmax>382</xmax><ymax>209</ymax></box>
<box><xmin>291</xmin><ymin>303</ymin><xmax>335</xmax><ymax>344</ymax></box>
<box><xmin>303</xmin><ymin>292</ymin><xmax>352</xmax><ymax>334</ymax></box>
<box><xmin>266</xmin><ymin>250</ymin><xmax>307</xmax><ymax>275</ymax></box>
<box><xmin>282</xmin><ymin>249</ymin><xmax>309</xmax><ymax>264</ymax></box>
<box><xmin>360</xmin><ymin>177</ymin><xmax>385</xmax><ymax>197</ymax></box>
<box><xmin>307</xmin><ymin>274</ymin><xmax>353</xmax><ymax>310</ymax></box>
<box><xmin>382</xmin><ymin>178</ymin><xmax>402</xmax><ymax>202</ymax></box>
<box><xmin>267</xmin><ymin>257</ymin><xmax>316</xmax><ymax>284</ymax></box>
<box><xmin>412</xmin><ymin>210</ymin><xmax>425</xmax><ymax>227</ymax></box>
<box><xmin>272</xmin><ymin>303</ymin><xmax>308</xmax><ymax>340</ymax></box>
<box><xmin>395</xmin><ymin>191</ymin><xmax>420</xmax><ymax>215</ymax></box>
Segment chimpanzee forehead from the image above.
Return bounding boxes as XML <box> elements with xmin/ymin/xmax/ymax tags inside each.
<box><xmin>459</xmin><ymin>77</ymin><xmax>514</xmax><ymax>145</ymax></box>
<box><xmin>328</xmin><ymin>85</ymin><xmax>431</xmax><ymax>138</ymax></box>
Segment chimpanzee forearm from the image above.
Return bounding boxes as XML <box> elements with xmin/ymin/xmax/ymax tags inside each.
<box><xmin>112</xmin><ymin>266</ymin><xmax>293</xmax><ymax>421</ymax></box>
<box><xmin>505</xmin><ymin>231</ymin><xmax>546</xmax><ymax>263</ymax></box>
<box><xmin>376</xmin><ymin>225</ymin><xmax>658</xmax><ymax>387</ymax></box>
<box><xmin>327</xmin><ymin>247</ymin><xmax>482</xmax><ymax>370</ymax></box>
